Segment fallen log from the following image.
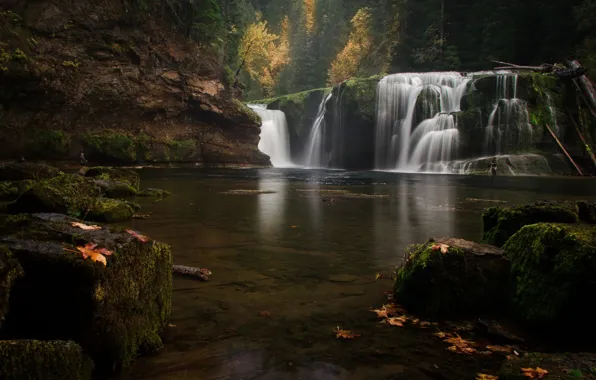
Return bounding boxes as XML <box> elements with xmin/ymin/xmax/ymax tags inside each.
<box><xmin>545</xmin><ymin>124</ymin><xmax>583</xmax><ymax>176</ymax></box>
<box><xmin>173</xmin><ymin>265</ymin><xmax>212</xmax><ymax>281</ymax></box>
<box><xmin>567</xmin><ymin>109</ymin><xmax>596</xmax><ymax>170</ymax></box>
<box><xmin>569</xmin><ymin>60</ymin><xmax>596</xmax><ymax>118</ymax></box>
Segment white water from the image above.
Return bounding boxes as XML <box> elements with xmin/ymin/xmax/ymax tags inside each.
<box><xmin>303</xmin><ymin>93</ymin><xmax>332</xmax><ymax>168</ymax></box>
<box><xmin>248</xmin><ymin>104</ymin><xmax>294</xmax><ymax>168</ymax></box>
<box><xmin>374</xmin><ymin>72</ymin><xmax>471</xmax><ymax>171</ymax></box>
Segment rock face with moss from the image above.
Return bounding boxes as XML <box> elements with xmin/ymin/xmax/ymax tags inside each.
<box><xmin>394</xmin><ymin>237</ymin><xmax>510</xmax><ymax>318</ymax></box>
<box><xmin>0</xmin><ymin>213</ymin><xmax>172</xmax><ymax>372</ymax></box>
<box><xmin>0</xmin><ymin>6</ymin><xmax>269</xmax><ymax>167</ymax></box>
<box><xmin>0</xmin><ymin>247</ymin><xmax>22</xmax><ymax>329</ymax></box>
<box><xmin>0</xmin><ymin>340</ymin><xmax>93</xmax><ymax>380</ymax></box>
<box><xmin>503</xmin><ymin>223</ymin><xmax>596</xmax><ymax>340</ymax></box>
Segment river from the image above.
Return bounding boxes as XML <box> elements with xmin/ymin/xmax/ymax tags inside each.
<box><xmin>114</xmin><ymin>168</ymin><xmax>596</xmax><ymax>380</ymax></box>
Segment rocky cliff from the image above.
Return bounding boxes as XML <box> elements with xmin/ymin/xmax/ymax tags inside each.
<box><xmin>0</xmin><ymin>1</ymin><xmax>270</xmax><ymax>166</ymax></box>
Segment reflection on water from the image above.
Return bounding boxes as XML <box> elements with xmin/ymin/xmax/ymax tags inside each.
<box><xmin>118</xmin><ymin>168</ymin><xmax>596</xmax><ymax>380</ymax></box>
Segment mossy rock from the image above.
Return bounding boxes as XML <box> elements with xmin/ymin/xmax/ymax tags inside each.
<box><xmin>0</xmin><ymin>213</ymin><xmax>172</xmax><ymax>372</ymax></box>
<box><xmin>81</xmin><ymin>132</ymin><xmax>137</xmax><ymax>163</ymax></box>
<box><xmin>7</xmin><ymin>174</ymin><xmax>101</xmax><ymax>218</ymax></box>
<box><xmin>577</xmin><ymin>200</ymin><xmax>596</xmax><ymax>224</ymax></box>
<box><xmin>87</xmin><ymin>198</ymin><xmax>134</xmax><ymax>223</ymax></box>
<box><xmin>83</xmin><ymin>167</ymin><xmax>140</xmax><ymax>191</ymax></box>
<box><xmin>93</xmin><ymin>179</ymin><xmax>138</xmax><ymax>198</ymax></box>
<box><xmin>503</xmin><ymin>223</ymin><xmax>596</xmax><ymax>340</ymax></box>
<box><xmin>0</xmin><ymin>246</ymin><xmax>22</xmax><ymax>329</ymax></box>
<box><xmin>0</xmin><ymin>340</ymin><xmax>93</xmax><ymax>380</ymax></box>
<box><xmin>0</xmin><ymin>162</ymin><xmax>62</xmax><ymax>181</ymax></box>
<box><xmin>393</xmin><ymin>237</ymin><xmax>510</xmax><ymax>318</ymax></box>
<box><xmin>482</xmin><ymin>201</ymin><xmax>579</xmax><ymax>247</ymax></box>
<box><xmin>0</xmin><ymin>181</ymin><xmax>20</xmax><ymax>200</ymax></box>
<box><xmin>500</xmin><ymin>352</ymin><xmax>596</xmax><ymax>380</ymax></box>
<box><xmin>138</xmin><ymin>188</ymin><xmax>171</xmax><ymax>198</ymax></box>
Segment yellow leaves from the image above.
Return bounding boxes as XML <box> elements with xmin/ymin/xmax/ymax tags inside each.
<box><xmin>384</xmin><ymin>316</ymin><xmax>407</xmax><ymax>326</ymax></box>
<box><xmin>431</xmin><ymin>243</ymin><xmax>450</xmax><ymax>254</ymax></box>
<box><xmin>444</xmin><ymin>334</ymin><xmax>477</xmax><ymax>354</ymax></box>
<box><xmin>126</xmin><ymin>229</ymin><xmax>149</xmax><ymax>243</ymax></box>
<box><xmin>476</xmin><ymin>374</ymin><xmax>499</xmax><ymax>380</ymax></box>
<box><xmin>328</xmin><ymin>7</ymin><xmax>373</xmax><ymax>85</ymax></box>
<box><xmin>521</xmin><ymin>367</ymin><xmax>548</xmax><ymax>379</ymax></box>
<box><xmin>334</xmin><ymin>326</ymin><xmax>360</xmax><ymax>339</ymax></box>
<box><xmin>65</xmin><ymin>243</ymin><xmax>113</xmax><ymax>266</ymax></box>
<box><xmin>71</xmin><ymin>222</ymin><xmax>101</xmax><ymax>230</ymax></box>
<box><xmin>303</xmin><ymin>0</ymin><xmax>315</xmax><ymax>33</ymax></box>
<box><xmin>371</xmin><ymin>303</ymin><xmax>434</xmax><ymax>329</ymax></box>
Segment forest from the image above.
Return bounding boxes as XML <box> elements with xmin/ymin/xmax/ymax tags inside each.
<box><xmin>144</xmin><ymin>0</ymin><xmax>596</xmax><ymax>100</ymax></box>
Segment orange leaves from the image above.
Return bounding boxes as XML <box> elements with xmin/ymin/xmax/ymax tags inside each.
<box><xmin>521</xmin><ymin>367</ymin><xmax>548</xmax><ymax>379</ymax></box>
<box><xmin>384</xmin><ymin>316</ymin><xmax>407</xmax><ymax>327</ymax></box>
<box><xmin>431</xmin><ymin>243</ymin><xmax>450</xmax><ymax>254</ymax></box>
<box><xmin>71</xmin><ymin>222</ymin><xmax>101</xmax><ymax>230</ymax></box>
<box><xmin>334</xmin><ymin>326</ymin><xmax>360</xmax><ymax>339</ymax></box>
<box><xmin>444</xmin><ymin>334</ymin><xmax>477</xmax><ymax>354</ymax></box>
<box><xmin>476</xmin><ymin>374</ymin><xmax>499</xmax><ymax>380</ymax></box>
<box><xmin>371</xmin><ymin>303</ymin><xmax>434</xmax><ymax>329</ymax></box>
<box><xmin>303</xmin><ymin>0</ymin><xmax>315</xmax><ymax>33</ymax></box>
<box><xmin>434</xmin><ymin>331</ymin><xmax>520</xmax><ymax>358</ymax></box>
<box><xmin>65</xmin><ymin>243</ymin><xmax>113</xmax><ymax>266</ymax></box>
<box><xmin>126</xmin><ymin>229</ymin><xmax>149</xmax><ymax>243</ymax></box>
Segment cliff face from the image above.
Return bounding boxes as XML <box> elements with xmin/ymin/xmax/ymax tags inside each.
<box><xmin>0</xmin><ymin>1</ymin><xmax>270</xmax><ymax>166</ymax></box>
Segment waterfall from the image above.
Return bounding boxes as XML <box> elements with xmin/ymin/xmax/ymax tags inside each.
<box><xmin>303</xmin><ymin>93</ymin><xmax>332</xmax><ymax>168</ymax></box>
<box><xmin>248</xmin><ymin>104</ymin><xmax>294</xmax><ymax>168</ymax></box>
<box><xmin>374</xmin><ymin>72</ymin><xmax>471</xmax><ymax>172</ymax></box>
<box><xmin>482</xmin><ymin>72</ymin><xmax>533</xmax><ymax>156</ymax></box>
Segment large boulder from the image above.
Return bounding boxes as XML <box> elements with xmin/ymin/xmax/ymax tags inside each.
<box><xmin>500</xmin><ymin>352</ymin><xmax>596</xmax><ymax>380</ymax></box>
<box><xmin>86</xmin><ymin>198</ymin><xmax>134</xmax><ymax>223</ymax></box>
<box><xmin>482</xmin><ymin>201</ymin><xmax>580</xmax><ymax>247</ymax></box>
<box><xmin>83</xmin><ymin>167</ymin><xmax>140</xmax><ymax>191</ymax></box>
<box><xmin>503</xmin><ymin>223</ymin><xmax>596</xmax><ymax>340</ymax></box>
<box><xmin>0</xmin><ymin>163</ymin><xmax>61</xmax><ymax>181</ymax></box>
<box><xmin>92</xmin><ymin>179</ymin><xmax>139</xmax><ymax>198</ymax></box>
<box><xmin>0</xmin><ymin>213</ymin><xmax>172</xmax><ymax>372</ymax></box>
<box><xmin>393</xmin><ymin>237</ymin><xmax>510</xmax><ymax>318</ymax></box>
<box><xmin>0</xmin><ymin>180</ymin><xmax>35</xmax><ymax>201</ymax></box>
<box><xmin>0</xmin><ymin>340</ymin><xmax>93</xmax><ymax>380</ymax></box>
<box><xmin>0</xmin><ymin>247</ymin><xmax>22</xmax><ymax>329</ymax></box>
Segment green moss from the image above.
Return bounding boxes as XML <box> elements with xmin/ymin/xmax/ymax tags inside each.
<box><xmin>0</xmin><ymin>181</ymin><xmax>19</xmax><ymax>200</ymax></box>
<box><xmin>232</xmin><ymin>99</ymin><xmax>261</xmax><ymax>125</ymax></box>
<box><xmin>81</xmin><ymin>132</ymin><xmax>137</xmax><ymax>163</ymax></box>
<box><xmin>393</xmin><ymin>239</ymin><xmax>510</xmax><ymax>318</ymax></box>
<box><xmin>25</xmin><ymin>130</ymin><xmax>71</xmax><ymax>158</ymax></box>
<box><xmin>138</xmin><ymin>188</ymin><xmax>171</xmax><ymax>198</ymax></box>
<box><xmin>342</xmin><ymin>75</ymin><xmax>381</xmax><ymax>121</ymax></box>
<box><xmin>165</xmin><ymin>139</ymin><xmax>197</xmax><ymax>161</ymax></box>
<box><xmin>500</xmin><ymin>352</ymin><xmax>596</xmax><ymax>380</ymax></box>
<box><xmin>87</xmin><ymin>198</ymin><xmax>134</xmax><ymax>223</ymax></box>
<box><xmin>503</xmin><ymin>223</ymin><xmax>596</xmax><ymax>338</ymax></box>
<box><xmin>0</xmin><ymin>340</ymin><xmax>93</xmax><ymax>380</ymax></box>
<box><xmin>84</xmin><ymin>167</ymin><xmax>140</xmax><ymax>191</ymax></box>
<box><xmin>0</xmin><ymin>246</ymin><xmax>22</xmax><ymax>328</ymax></box>
<box><xmin>253</xmin><ymin>87</ymin><xmax>332</xmax><ymax>106</ymax></box>
<box><xmin>1</xmin><ymin>214</ymin><xmax>173</xmax><ymax>372</ymax></box>
<box><xmin>0</xmin><ymin>162</ymin><xmax>62</xmax><ymax>181</ymax></box>
<box><xmin>482</xmin><ymin>201</ymin><xmax>579</xmax><ymax>247</ymax></box>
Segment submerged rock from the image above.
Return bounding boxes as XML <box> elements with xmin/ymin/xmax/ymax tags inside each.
<box><xmin>0</xmin><ymin>213</ymin><xmax>172</xmax><ymax>372</ymax></box>
<box><xmin>83</xmin><ymin>167</ymin><xmax>141</xmax><ymax>191</ymax></box>
<box><xmin>503</xmin><ymin>223</ymin><xmax>596</xmax><ymax>340</ymax></box>
<box><xmin>0</xmin><ymin>247</ymin><xmax>22</xmax><ymax>329</ymax></box>
<box><xmin>394</xmin><ymin>237</ymin><xmax>510</xmax><ymax>318</ymax></box>
<box><xmin>0</xmin><ymin>163</ymin><xmax>61</xmax><ymax>181</ymax></box>
<box><xmin>0</xmin><ymin>340</ymin><xmax>93</xmax><ymax>380</ymax></box>
<box><xmin>87</xmin><ymin>198</ymin><xmax>135</xmax><ymax>223</ymax></box>
<box><xmin>500</xmin><ymin>352</ymin><xmax>596</xmax><ymax>380</ymax></box>
<box><xmin>137</xmin><ymin>188</ymin><xmax>171</xmax><ymax>198</ymax></box>
<box><xmin>482</xmin><ymin>201</ymin><xmax>580</xmax><ymax>247</ymax></box>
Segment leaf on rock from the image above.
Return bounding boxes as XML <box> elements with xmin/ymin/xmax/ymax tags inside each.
<box><xmin>89</xmin><ymin>251</ymin><xmax>107</xmax><ymax>266</ymax></box>
<box><xmin>521</xmin><ymin>367</ymin><xmax>548</xmax><ymax>379</ymax></box>
<box><xmin>71</xmin><ymin>243</ymin><xmax>112</xmax><ymax>267</ymax></box>
<box><xmin>371</xmin><ymin>307</ymin><xmax>390</xmax><ymax>319</ymax></box>
<box><xmin>126</xmin><ymin>229</ymin><xmax>150</xmax><ymax>243</ymax></box>
<box><xmin>384</xmin><ymin>316</ymin><xmax>407</xmax><ymax>326</ymax></box>
<box><xmin>434</xmin><ymin>331</ymin><xmax>450</xmax><ymax>339</ymax></box>
<box><xmin>486</xmin><ymin>345</ymin><xmax>513</xmax><ymax>354</ymax></box>
<box><xmin>431</xmin><ymin>243</ymin><xmax>449</xmax><ymax>254</ymax></box>
<box><xmin>71</xmin><ymin>222</ymin><xmax>102</xmax><ymax>230</ymax></box>
<box><xmin>476</xmin><ymin>374</ymin><xmax>499</xmax><ymax>380</ymax></box>
<box><xmin>259</xmin><ymin>311</ymin><xmax>272</xmax><ymax>317</ymax></box>
<box><xmin>334</xmin><ymin>326</ymin><xmax>360</xmax><ymax>339</ymax></box>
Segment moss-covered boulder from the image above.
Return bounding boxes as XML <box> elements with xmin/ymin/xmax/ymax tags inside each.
<box><xmin>500</xmin><ymin>352</ymin><xmax>596</xmax><ymax>380</ymax></box>
<box><xmin>138</xmin><ymin>188</ymin><xmax>171</xmax><ymax>198</ymax></box>
<box><xmin>503</xmin><ymin>223</ymin><xmax>596</xmax><ymax>339</ymax></box>
<box><xmin>0</xmin><ymin>247</ymin><xmax>22</xmax><ymax>329</ymax></box>
<box><xmin>87</xmin><ymin>198</ymin><xmax>134</xmax><ymax>223</ymax></box>
<box><xmin>93</xmin><ymin>179</ymin><xmax>139</xmax><ymax>198</ymax></box>
<box><xmin>0</xmin><ymin>162</ymin><xmax>61</xmax><ymax>181</ymax></box>
<box><xmin>0</xmin><ymin>213</ymin><xmax>172</xmax><ymax>372</ymax></box>
<box><xmin>0</xmin><ymin>340</ymin><xmax>93</xmax><ymax>380</ymax></box>
<box><xmin>83</xmin><ymin>167</ymin><xmax>140</xmax><ymax>191</ymax></box>
<box><xmin>394</xmin><ymin>237</ymin><xmax>510</xmax><ymax>318</ymax></box>
<box><xmin>482</xmin><ymin>201</ymin><xmax>580</xmax><ymax>247</ymax></box>
<box><xmin>0</xmin><ymin>180</ymin><xmax>36</xmax><ymax>201</ymax></box>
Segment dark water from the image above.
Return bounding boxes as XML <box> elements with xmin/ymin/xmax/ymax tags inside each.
<box><xmin>115</xmin><ymin>168</ymin><xmax>596</xmax><ymax>380</ymax></box>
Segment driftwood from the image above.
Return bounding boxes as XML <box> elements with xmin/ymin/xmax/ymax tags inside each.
<box><xmin>545</xmin><ymin>124</ymin><xmax>583</xmax><ymax>176</ymax></box>
<box><xmin>570</xmin><ymin>60</ymin><xmax>596</xmax><ymax>118</ymax></box>
<box><xmin>173</xmin><ymin>265</ymin><xmax>212</xmax><ymax>281</ymax></box>
<box><xmin>567</xmin><ymin>110</ymin><xmax>596</xmax><ymax>170</ymax></box>
<box><xmin>491</xmin><ymin>60</ymin><xmax>587</xmax><ymax>78</ymax></box>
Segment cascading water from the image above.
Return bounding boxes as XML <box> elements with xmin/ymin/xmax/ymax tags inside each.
<box><xmin>303</xmin><ymin>93</ymin><xmax>332</xmax><ymax>168</ymax></box>
<box><xmin>374</xmin><ymin>73</ymin><xmax>471</xmax><ymax>172</ymax></box>
<box><xmin>248</xmin><ymin>104</ymin><xmax>294</xmax><ymax>168</ymax></box>
<box><xmin>483</xmin><ymin>72</ymin><xmax>533</xmax><ymax>155</ymax></box>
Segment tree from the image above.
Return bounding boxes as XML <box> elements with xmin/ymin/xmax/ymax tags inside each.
<box><xmin>303</xmin><ymin>0</ymin><xmax>315</xmax><ymax>34</ymax></box>
<box><xmin>327</xmin><ymin>7</ymin><xmax>373</xmax><ymax>85</ymax></box>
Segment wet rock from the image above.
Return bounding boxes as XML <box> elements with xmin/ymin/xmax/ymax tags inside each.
<box><xmin>0</xmin><ymin>163</ymin><xmax>62</xmax><ymax>181</ymax></box>
<box><xmin>503</xmin><ymin>223</ymin><xmax>596</xmax><ymax>340</ymax></box>
<box><xmin>482</xmin><ymin>201</ymin><xmax>579</xmax><ymax>247</ymax></box>
<box><xmin>83</xmin><ymin>167</ymin><xmax>140</xmax><ymax>191</ymax></box>
<box><xmin>0</xmin><ymin>246</ymin><xmax>22</xmax><ymax>329</ymax></box>
<box><xmin>0</xmin><ymin>340</ymin><xmax>93</xmax><ymax>380</ymax></box>
<box><xmin>87</xmin><ymin>198</ymin><xmax>134</xmax><ymax>223</ymax></box>
<box><xmin>137</xmin><ymin>188</ymin><xmax>171</xmax><ymax>198</ymax></box>
<box><xmin>0</xmin><ymin>213</ymin><xmax>172</xmax><ymax>372</ymax></box>
<box><xmin>93</xmin><ymin>179</ymin><xmax>138</xmax><ymax>198</ymax></box>
<box><xmin>500</xmin><ymin>352</ymin><xmax>596</xmax><ymax>380</ymax></box>
<box><xmin>394</xmin><ymin>237</ymin><xmax>510</xmax><ymax>318</ymax></box>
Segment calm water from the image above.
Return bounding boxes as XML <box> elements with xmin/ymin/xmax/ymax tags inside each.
<box><xmin>115</xmin><ymin>168</ymin><xmax>596</xmax><ymax>380</ymax></box>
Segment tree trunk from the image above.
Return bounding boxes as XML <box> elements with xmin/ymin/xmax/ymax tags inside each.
<box><xmin>569</xmin><ymin>60</ymin><xmax>596</xmax><ymax>118</ymax></box>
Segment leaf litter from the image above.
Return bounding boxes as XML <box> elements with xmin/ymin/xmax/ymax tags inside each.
<box><xmin>71</xmin><ymin>222</ymin><xmax>102</xmax><ymax>230</ymax></box>
<box><xmin>334</xmin><ymin>326</ymin><xmax>360</xmax><ymax>339</ymax></box>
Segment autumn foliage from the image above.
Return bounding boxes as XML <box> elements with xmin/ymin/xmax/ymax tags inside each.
<box><xmin>303</xmin><ymin>0</ymin><xmax>315</xmax><ymax>34</ymax></box>
<box><xmin>327</xmin><ymin>8</ymin><xmax>373</xmax><ymax>85</ymax></box>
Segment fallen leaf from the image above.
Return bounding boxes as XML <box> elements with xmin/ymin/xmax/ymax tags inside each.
<box><xmin>444</xmin><ymin>334</ymin><xmax>477</xmax><ymax>354</ymax></box>
<box><xmin>167</xmin><ymin>324</ymin><xmax>176</xmax><ymax>328</ymax></box>
<box><xmin>334</xmin><ymin>326</ymin><xmax>360</xmax><ymax>339</ymax></box>
<box><xmin>71</xmin><ymin>222</ymin><xmax>102</xmax><ymax>230</ymax></box>
<box><xmin>521</xmin><ymin>367</ymin><xmax>548</xmax><ymax>379</ymax></box>
<box><xmin>89</xmin><ymin>252</ymin><xmax>107</xmax><ymax>266</ymax></box>
<box><xmin>371</xmin><ymin>307</ymin><xmax>390</xmax><ymax>319</ymax></box>
<box><xmin>486</xmin><ymin>345</ymin><xmax>513</xmax><ymax>353</ymax></box>
<box><xmin>259</xmin><ymin>311</ymin><xmax>272</xmax><ymax>317</ymax></box>
<box><xmin>126</xmin><ymin>229</ymin><xmax>150</xmax><ymax>243</ymax></box>
<box><xmin>290</xmin><ymin>225</ymin><xmax>299</xmax><ymax>228</ymax></box>
<box><xmin>476</xmin><ymin>374</ymin><xmax>499</xmax><ymax>380</ymax></box>
<box><xmin>434</xmin><ymin>331</ymin><xmax>450</xmax><ymax>339</ymax></box>
<box><xmin>384</xmin><ymin>316</ymin><xmax>407</xmax><ymax>326</ymax></box>
<box><xmin>431</xmin><ymin>243</ymin><xmax>450</xmax><ymax>254</ymax></box>
<box><xmin>70</xmin><ymin>243</ymin><xmax>112</xmax><ymax>267</ymax></box>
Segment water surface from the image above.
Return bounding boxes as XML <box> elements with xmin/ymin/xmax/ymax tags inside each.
<box><xmin>116</xmin><ymin>168</ymin><xmax>596</xmax><ymax>380</ymax></box>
